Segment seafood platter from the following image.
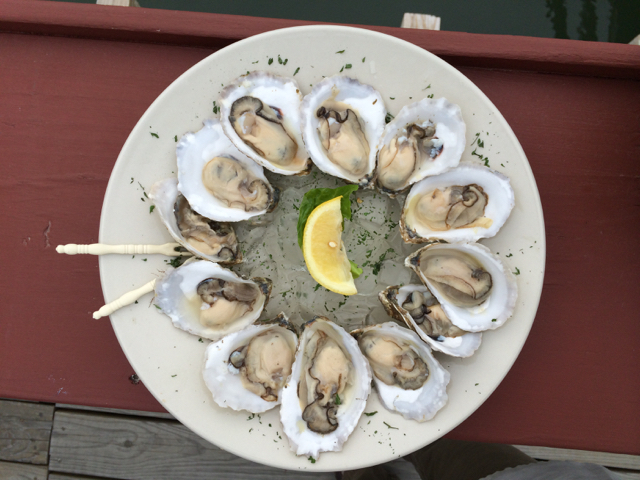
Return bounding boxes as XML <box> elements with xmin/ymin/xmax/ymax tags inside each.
<box><xmin>95</xmin><ymin>26</ymin><xmax>545</xmax><ymax>471</ymax></box>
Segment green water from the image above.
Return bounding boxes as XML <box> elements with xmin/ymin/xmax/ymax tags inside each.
<box><xmin>60</xmin><ymin>0</ymin><xmax>639</xmax><ymax>43</ymax></box>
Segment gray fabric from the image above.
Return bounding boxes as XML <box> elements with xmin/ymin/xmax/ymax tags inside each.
<box><xmin>481</xmin><ymin>461</ymin><xmax>620</xmax><ymax>480</ymax></box>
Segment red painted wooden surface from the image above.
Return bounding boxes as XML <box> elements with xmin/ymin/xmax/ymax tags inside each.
<box><xmin>1</xmin><ymin>0</ymin><xmax>639</xmax><ymax>456</ymax></box>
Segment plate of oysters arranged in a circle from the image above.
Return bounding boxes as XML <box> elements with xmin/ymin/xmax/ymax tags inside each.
<box><xmin>96</xmin><ymin>25</ymin><xmax>545</xmax><ymax>472</ymax></box>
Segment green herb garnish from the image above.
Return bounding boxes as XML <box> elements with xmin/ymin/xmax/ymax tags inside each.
<box><xmin>514</xmin><ymin>267</ymin><xmax>520</xmax><ymax>275</ymax></box>
<box><xmin>383</xmin><ymin>421</ymin><xmax>398</xmax><ymax>429</ymax></box>
<box><xmin>174</xmin><ymin>135</ymin><xmax>178</xmax><ymax>142</ymax></box>
<box><xmin>150</xmin><ymin>132</ymin><xmax>159</xmax><ymax>138</ymax></box>
<box><xmin>296</xmin><ymin>185</ymin><xmax>358</xmax><ymax>248</ymax></box>
<box><xmin>308</xmin><ymin>456</ymin><xmax>316</xmax><ymax>463</ymax></box>
<box><xmin>385</xmin><ymin>112</ymin><xmax>394</xmax><ymax>123</ymax></box>
<box><xmin>345</xmin><ymin>64</ymin><xmax>352</xmax><ymax>69</ymax></box>
<box><xmin>336</xmin><ymin>50</ymin><xmax>345</xmax><ymax>54</ymax></box>
<box><xmin>268</xmin><ymin>58</ymin><xmax>273</xmax><ymax>65</ymax></box>
<box><xmin>294</xmin><ymin>67</ymin><xmax>300</xmax><ymax>76</ymax></box>
<box><xmin>334</xmin><ymin>393</ymin><xmax>341</xmax><ymax>405</ymax></box>
<box><xmin>149</xmin><ymin>205</ymin><xmax>155</xmax><ymax>214</ymax></box>
<box><xmin>364</xmin><ymin>411</ymin><xmax>378</xmax><ymax>417</ymax></box>
<box><xmin>350</xmin><ymin>260</ymin><xmax>363</xmax><ymax>279</ymax></box>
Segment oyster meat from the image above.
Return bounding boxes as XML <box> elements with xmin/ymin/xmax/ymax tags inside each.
<box><xmin>203</xmin><ymin>313</ymin><xmax>298</xmax><ymax>412</ymax></box>
<box><xmin>177</xmin><ymin>119</ymin><xmax>278</xmax><ymax>222</ymax></box>
<box><xmin>379</xmin><ymin>284</ymin><xmax>482</xmax><ymax>357</ymax></box>
<box><xmin>353</xmin><ymin>322</ymin><xmax>450</xmax><ymax>422</ymax></box>
<box><xmin>154</xmin><ymin>260</ymin><xmax>272</xmax><ymax>340</ymax></box>
<box><xmin>375</xmin><ymin>98</ymin><xmax>465</xmax><ymax>196</ymax></box>
<box><xmin>219</xmin><ymin>72</ymin><xmax>312</xmax><ymax>175</ymax></box>
<box><xmin>279</xmin><ymin>317</ymin><xmax>371</xmax><ymax>459</ymax></box>
<box><xmin>401</xmin><ymin>165</ymin><xmax>515</xmax><ymax>243</ymax></box>
<box><xmin>300</xmin><ymin>76</ymin><xmax>386</xmax><ymax>186</ymax></box>
<box><xmin>149</xmin><ymin>177</ymin><xmax>240</xmax><ymax>263</ymax></box>
<box><xmin>406</xmin><ymin>243</ymin><xmax>517</xmax><ymax>332</ymax></box>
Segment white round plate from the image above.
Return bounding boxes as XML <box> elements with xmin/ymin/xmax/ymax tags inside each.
<box><xmin>98</xmin><ymin>26</ymin><xmax>545</xmax><ymax>472</ymax></box>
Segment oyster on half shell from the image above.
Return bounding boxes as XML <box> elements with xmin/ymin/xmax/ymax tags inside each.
<box><xmin>177</xmin><ymin>119</ymin><xmax>279</xmax><ymax>222</ymax></box>
<box><xmin>202</xmin><ymin>313</ymin><xmax>298</xmax><ymax>413</ymax></box>
<box><xmin>379</xmin><ymin>284</ymin><xmax>482</xmax><ymax>357</ymax></box>
<box><xmin>300</xmin><ymin>76</ymin><xmax>386</xmax><ymax>186</ymax></box>
<box><xmin>154</xmin><ymin>260</ymin><xmax>272</xmax><ymax>340</ymax></box>
<box><xmin>352</xmin><ymin>322</ymin><xmax>450</xmax><ymax>422</ymax></box>
<box><xmin>375</xmin><ymin>98</ymin><xmax>465</xmax><ymax>196</ymax></box>
<box><xmin>219</xmin><ymin>72</ymin><xmax>312</xmax><ymax>175</ymax></box>
<box><xmin>279</xmin><ymin>316</ymin><xmax>371</xmax><ymax>460</ymax></box>
<box><xmin>401</xmin><ymin>165</ymin><xmax>515</xmax><ymax>243</ymax></box>
<box><xmin>405</xmin><ymin>243</ymin><xmax>517</xmax><ymax>332</ymax></box>
<box><xmin>149</xmin><ymin>177</ymin><xmax>240</xmax><ymax>264</ymax></box>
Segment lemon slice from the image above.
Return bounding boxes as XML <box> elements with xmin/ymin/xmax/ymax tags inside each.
<box><xmin>303</xmin><ymin>197</ymin><xmax>357</xmax><ymax>296</ymax></box>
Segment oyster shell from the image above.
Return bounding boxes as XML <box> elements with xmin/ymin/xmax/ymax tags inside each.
<box><xmin>300</xmin><ymin>76</ymin><xmax>386</xmax><ymax>186</ymax></box>
<box><xmin>401</xmin><ymin>165</ymin><xmax>515</xmax><ymax>243</ymax></box>
<box><xmin>149</xmin><ymin>177</ymin><xmax>240</xmax><ymax>264</ymax></box>
<box><xmin>177</xmin><ymin>119</ymin><xmax>278</xmax><ymax>222</ymax></box>
<box><xmin>219</xmin><ymin>72</ymin><xmax>312</xmax><ymax>175</ymax></box>
<box><xmin>375</xmin><ymin>98</ymin><xmax>465</xmax><ymax>196</ymax></box>
<box><xmin>352</xmin><ymin>322</ymin><xmax>450</xmax><ymax>422</ymax></box>
<box><xmin>379</xmin><ymin>284</ymin><xmax>482</xmax><ymax>357</ymax></box>
<box><xmin>202</xmin><ymin>313</ymin><xmax>298</xmax><ymax>413</ymax></box>
<box><xmin>405</xmin><ymin>243</ymin><xmax>517</xmax><ymax>332</ymax></box>
<box><xmin>279</xmin><ymin>316</ymin><xmax>371</xmax><ymax>459</ymax></box>
<box><xmin>154</xmin><ymin>260</ymin><xmax>272</xmax><ymax>340</ymax></box>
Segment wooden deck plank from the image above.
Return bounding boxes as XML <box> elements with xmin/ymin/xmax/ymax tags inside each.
<box><xmin>49</xmin><ymin>410</ymin><xmax>335</xmax><ymax>479</ymax></box>
<box><xmin>515</xmin><ymin>445</ymin><xmax>640</xmax><ymax>470</ymax></box>
<box><xmin>55</xmin><ymin>403</ymin><xmax>174</xmax><ymax>420</ymax></box>
<box><xmin>0</xmin><ymin>400</ymin><xmax>54</xmax><ymax>465</ymax></box>
<box><xmin>48</xmin><ymin>474</ymin><xmax>112</xmax><ymax>480</ymax></box>
<box><xmin>0</xmin><ymin>460</ymin><xmax>47</xmax><ymax>480</ymax></box>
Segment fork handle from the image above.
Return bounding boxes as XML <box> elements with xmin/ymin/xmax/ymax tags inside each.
<box><xmin>93</xmin><ymin>279</ymin><xmax>157</xmax><ymax>320</ymax></box>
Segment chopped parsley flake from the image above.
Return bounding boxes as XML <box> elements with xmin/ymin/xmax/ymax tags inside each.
<box><xmin>336</xmin><ymin>50</ymin><xmax>345</xmax><ymax>54</ymax></box>
<box><xmin>174</xmin><ymin>135</ymin><xmax>178</xmax><ymax>142</ymax></box>
<box><xmin>212</xmin><ymin>101</ymin><xmax>219</xmax><ymax>114</ymax></box>
<box><xmin>308</xmin><ymin>456</ymin><xmax>316</xmax><ymax>463</ymax></box>
<box><xmin>389</xmin><ymin>97</ymin><xmax>395</xmax><ymax>100</ymax></box>
<box><xmin>491</xmin><ymin>319</ymin><xmax>497</xmax><ymax>322</ymax></box>
<box><xmin>427</xmin><ymin>93</ymin><xmax>434</xmax><ymax>98</ymax></box>
<box><xmin>383</xmin><ymin>421</ymin><xmax>399</xmax><ymax>430</ymax></box>
<box><xmin>334</xmin><ymin>393</ymin><xmax>341</xmax><ymax>405</ymax></box>
<box><xmin>198</xmin><ymin>338</ymin><xmax>204</xmax><ymax>343</ymax></box>
<box><xmin>171</xmin><ymin>374</ymin><xmax>177</xmax><ymax>377</ymax></box>
<box><xmin>268</xmin><ymin>58</ymin><xmax>273</xmax><ymax>65</ymax></box>
<box><xmin>385</xmin><ymin>112</ymin><xmax>394</xmax><ymax>123</ymax></box>
<box><xmin>339</xmin><ymin>66</ymin><xmax>344</xmax><ymax>73</ymax></box>
<box><xmin>364</xmin><ymin>411</ymin><xmax>378</xmax><ymax>416</ymax></box>
<box><xmin>362</xmin><ymin>57</ymin><xmax>366</xmax><ymax>62</ymax></box>
<box><xmin>506</xmin><ymin>253</ymin><xmax>513</xmax><ymax>257</ymax></box>
<box><xmin>514</xmin><ymin>267</ymin><xmax>521</xmax><ymax>275</ymax></box>
<box><xmin>150</xmin><ymin>132</ymin><xmax>159</xmax><ymax>138</ymax></box>
<box><xmin>293</xmin><ymin>67</ymin><xmax>300</xmax><ymax>76</ymax></box>
<box><xmin>154</xmin><ymin>304</ymin><xmax>161</xmax><ymax>310</ymax></box>
<box><xmin>345</xmin><ymin>64</ymin><xmax>352</xmax><ymax>69</ymax></box>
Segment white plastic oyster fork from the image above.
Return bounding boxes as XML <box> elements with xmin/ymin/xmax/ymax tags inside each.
<box><xmin>56</xmin><ymin>242</ymin><xmax>190</xmax><ymax>319</ymax></box>
<box><xmin>56</xmin><ymin>242</ymin><xmax>189</xmax><ymax>256</ymax></box>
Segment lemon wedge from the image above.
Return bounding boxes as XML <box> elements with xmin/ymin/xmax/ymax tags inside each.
<box><xmin>303</xmin><ymin>196</ymin><xmax>357</xmax><ymax>296</ymax></box>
